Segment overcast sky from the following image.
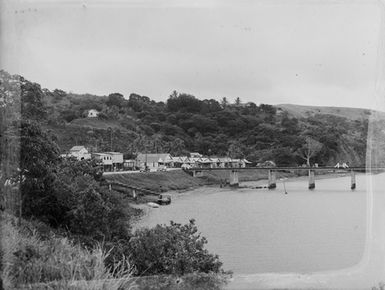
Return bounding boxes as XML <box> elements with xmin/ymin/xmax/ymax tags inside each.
<box><xmin>1</xmin><ymin>0</ymin><xmax>384</xmax><ymax>109</ymax></box>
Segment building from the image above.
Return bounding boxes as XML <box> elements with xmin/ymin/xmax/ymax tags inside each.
<box><xmin>92</xmin><ymin>153</ymin><xmax>113</xmax><ymax>171</ymax></box>
<box><xmin>170</xmin><ymin>156</ymin><xmax>189</xmax><ymax>168</ymax></box>
<box><xmin>188</xmin><ymin>157</ymin><xmax>202</xmax><ymax>167</ymax></box>
<box><xmin>105</xmin><ymin>152</ymin><xmax>124</xmax><ymax>171</ymax></box>
<box><xmin>87</xmin><ymin>109</ymin><xmax>99</xmax><ymax>118</ymax></box>
<box><xmin>69</xmin><ymin>146</ymin><xmax>91</xmax><ymax>160</ymax></box>
<box><xmin>190</xmin><ymin>152</ymin><xmax>203</xmax><ymax>158</ymax></box>
<box><xmin>218</xmin><ymin>157</ymin><xmax>232</xmax><ymax>168</ymax></box>
<box><xmin>239</xmin><ymin>159</ymin><xmax>252</xmax><ymax>168</ymax></box>
<box><xmin>123</xmin><ymin>159</ymin><xmax>136</xmax><ymax>170</ymax></box>
<box><xmin>91</xmin><ymin>152</ymin><xmax>123</xmax><ymax>171</ymax></box>
<box><xmin>136</xmin><ymin>153</ymin><xmax>173</xmax><ymax>170</ymax></box>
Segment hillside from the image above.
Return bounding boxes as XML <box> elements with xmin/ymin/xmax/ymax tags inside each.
<box><xmin>2</xmin><ymin>69</ymin><xmax>384</xmax><ymax>166</ymax></box>
<box><xmin>275</xmin><ymin>104</ymin><xmax>375</xmax><ymax>121</ymax></box>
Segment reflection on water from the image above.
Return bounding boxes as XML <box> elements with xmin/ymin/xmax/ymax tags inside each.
<box><xmin>135</xmin><ymin>173</ymin><xmax>370</xmax><ymax>274</ymax></box>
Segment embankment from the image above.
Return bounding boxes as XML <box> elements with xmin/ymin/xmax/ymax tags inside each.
<box><xmin>104</xmin><ymin>170</ymin><xmax>210</xmax><ymax>193</ymax></box>
<box><xmin>103</xmin><ymin>169</ymin><xmax>298</xmax><ymax>194</ymax></box>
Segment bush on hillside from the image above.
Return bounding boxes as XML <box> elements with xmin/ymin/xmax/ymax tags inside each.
<box><xmin>129</xmin><ymin>219</ymin><xmax>226</xmax><ymax>276</ymax></box>
<box><xmin>53</xmin><ymin>159</ymin><xmax>133</xmax><ymax>246</ymax></box>
<box><xmin>17</xmin><ymin>120</ymin><xmax>133</xmax><ymax>244</ymax></box>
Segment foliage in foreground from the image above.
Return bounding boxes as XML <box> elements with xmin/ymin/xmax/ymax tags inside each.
<box><xmin>129</xmin><ymin>219</ymin><xmax>229</xmax><ymax>277</ymax></box>
<box><xmin>0</xmin><ymin>212</ymin><xmax>134</xmax><ymax>289</ymax></box>
<box><xmin>134</xmin><ymin>272</ymin><xmax>230</xmax><ymax>290</ymax></box>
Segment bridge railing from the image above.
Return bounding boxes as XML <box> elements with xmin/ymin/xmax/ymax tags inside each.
<box><xmin>185</xmin><ymin>166</ymin><xmax>380</xmax><ymax>171</ymax></box>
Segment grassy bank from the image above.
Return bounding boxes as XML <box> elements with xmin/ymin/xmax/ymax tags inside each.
<box><xmin>0</xmin><ymin>212</ymin><xmax>229</xmax><ymax>290</ymax></box>
<box><xmin>0</xmin><ymin>212</ymin><xmax>134</xmax><ymax>290</ymax></box>
<box><xmin>104</xmin><ymin>170</ymin><xmax>211</xmax><ymax>193</ymax></box>
<box><xmin>104</xmin><ymin>169</ymin><xmax>298</xmax><ymax>195</ymax></box>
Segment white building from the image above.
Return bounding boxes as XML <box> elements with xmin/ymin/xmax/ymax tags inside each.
<box><xmin>136</xmin><ymin>153</ymin><xmax>173</xmax><ymax>170</ymax></box>
<box><xmin>190</xmin><ymin>152</ymin><xmax>203</xmax><ymax>158</ymax></box>
<box><xmin>87</xmin><ymin>109</ymin><xmax>99</xmax><ymax>118</ymax></box>
<box><xmin>69</xmin><ymin>146</ymin><xmax>91</xmax><ymax>160</ymax></box>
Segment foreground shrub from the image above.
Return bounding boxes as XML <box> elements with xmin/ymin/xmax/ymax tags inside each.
<box><xmin>0</xmin><ymin>213</ymin><xmax>134</xmax><ymax>289</ymax></box>
<box><xmin>129</xmin><ymin>219</ymin><xmax>226</xmax><ymax>276</ymax></box>
<box><xmin>135</xmin><ymin>272</ymin><xmax>230</xmax><ymax>290</ymax></box>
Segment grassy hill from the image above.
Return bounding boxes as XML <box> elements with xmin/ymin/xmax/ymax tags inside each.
<box><xmin>275</xmin><ymin>103</ymin><xmax>375</xmax><ymax>121</ymax></box>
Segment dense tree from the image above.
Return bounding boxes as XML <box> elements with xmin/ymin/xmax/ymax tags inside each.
<box><xmin>167</xmin><ymin>93</ymin><xmax>202</xmax><ymax>113</ymax></box>
<box><xmin>106</xmin><ymin>93</ymin><xmax>125</xmax><ymax>108</ymax></box>
<box><xmin>129</xmin><ymin>219</ymin><xmax>224</xmax><ymax>276</ymax></box>
<box><xmin>19</xmin><ymin>121</ymin><xmax>61</xmax><ymax>224</ymax></box>
<box><xmin>21</xmin><ymin>82</ymin><xmax>47</xmax><ymax>120</ymax></box>
<box><xmin>170</xmin><ymin>137</ymin><xmax>186</xmax><ymax>156</ymax></box>
<box><xmin>227</xmin><ymin>141</ymin><xmax>244</xmax><ymax>159</ymax></box>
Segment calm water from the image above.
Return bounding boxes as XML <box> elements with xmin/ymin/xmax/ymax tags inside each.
<box><xmin>135</xmin><ymin>173</ymin><xmax>371</xmax><ymax>274</ymax></box>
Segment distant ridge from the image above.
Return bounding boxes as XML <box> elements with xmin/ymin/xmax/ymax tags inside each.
<box><xmin>274</xmin><ymin>103</ymin><xmax>385</xmax><ymax>121</ymax></box>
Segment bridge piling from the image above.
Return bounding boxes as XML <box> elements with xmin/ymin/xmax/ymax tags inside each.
<box><xmin>308</xmin><ymin>170</ymin><xmax>315</xmax><ymax>189</ymax></box>
<box><xmin>229</xmin><ymin>170</ymin><xmax>239</xmax><ymax>187</ymax></box>
<box><xmin>351</xmin><ymin>170</ymin><xmax>356</xmax><ymax>190</ymax></box>
<box><xmin>268</xmin><ymin>170</ymin><xmax>276</xmax><ymax>189</ymax></box>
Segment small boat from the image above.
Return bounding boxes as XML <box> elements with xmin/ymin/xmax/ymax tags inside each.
<box><xmin>157</xmin><ymin>194</ymin><xmax>171</xmax><ymax>205</ymax></box>
<box><xmin>147</xmin><ymin>202</ymin><xmax>160</xmax><ymax>208</ymax></box>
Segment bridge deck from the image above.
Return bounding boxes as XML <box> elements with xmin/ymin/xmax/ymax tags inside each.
<box><xmin>187</xmin><ymin>166</ymin><xmax>385</xmax><ymax>171</ymax></box>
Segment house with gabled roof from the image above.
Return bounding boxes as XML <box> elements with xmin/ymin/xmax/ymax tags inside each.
<box><xmin>87</xmin><ymin>109</ymin><xmax>99</xmax><ymax>118</ymax></box>
<box><xmin>136</xmin><ymin>153</ymin><xmax>173</xmax><ymax>170</ymax></box>
<box><xmin>69</xmin><ymin>146</ymin><xmax>91</xmax><ymax>160</ymax></box>
<box><xmin>91</xmin><ymin>152</ymin><xmax>123</xmax><ymax>171</ymax></box>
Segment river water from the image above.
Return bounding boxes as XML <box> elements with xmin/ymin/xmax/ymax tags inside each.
<box><xmin>135</xmin><ymin>173</ymin><xmax>371</xmax><ymax>274</ymax></box>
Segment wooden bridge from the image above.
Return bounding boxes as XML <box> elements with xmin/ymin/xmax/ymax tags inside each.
<box><xmin>186</xmin><ymin>166</ymin><xmax>385</xmax><ymax>190</ymax></box>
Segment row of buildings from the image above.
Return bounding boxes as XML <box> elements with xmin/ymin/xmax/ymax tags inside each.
<box><xmin>135</xmin><ymin>153</ymin><xmax>251</xmax><ymax>170</ymax></box>
<box><xmin>61</xmin><ymin>146</ymin><xmax>251</xmax><ymax>172</ymax></box>
<box><xmin>61</xmin><ymin>146</ymin><xmax>124</xmax><ymax>171</ymax></box>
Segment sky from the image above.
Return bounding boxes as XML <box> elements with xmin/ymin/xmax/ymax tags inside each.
<box><xmin>1</xmin><ymin>0</ymin><xmax>385</xmax><ymax>110</ymax></box>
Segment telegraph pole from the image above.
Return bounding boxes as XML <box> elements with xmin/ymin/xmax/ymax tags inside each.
<box><xmin>145</xmin><ymin>143</ymin><xmax>148</xmax><ymax>170</ymax></box>
<box><xmin>108</xmin><ymin>127</ymin><xmax>113</xmax><ymax>151</ymax></box>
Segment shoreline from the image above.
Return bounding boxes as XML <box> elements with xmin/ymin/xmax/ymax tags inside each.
<box><xmin>129</xmin><ymin>171</ymin><xmax>366</xmax><ymax>210</ymax></box>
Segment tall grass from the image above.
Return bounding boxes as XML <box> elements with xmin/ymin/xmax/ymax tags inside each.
<box><xmin>0</xmin><ymin>212</ymin><xmax>135</xmax><ymax>290</ymax></box>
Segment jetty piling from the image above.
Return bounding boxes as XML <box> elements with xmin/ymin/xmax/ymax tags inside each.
<box><xmin>308</xmin><ymin>170</ymin><xmax>315</xmax><ymax>189</ymax></box>
<box><xmin>229</xmin><ymin>170</ymin><xmax>239</xmax><ymax>187</ymax></box>
<box><xmin>186</xmin><ymin>166</ymin><xmax>381</xmax><ymax>191</ymax></box>
<box><xmin>268</xmin><ymin>170</ymin><xmax>276</xmax><ymax>189</ymax></box>
<box><xmin>351</xmin><ymin>170</ymin><xmax>356</xmax><ymax>190</ymax></box>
